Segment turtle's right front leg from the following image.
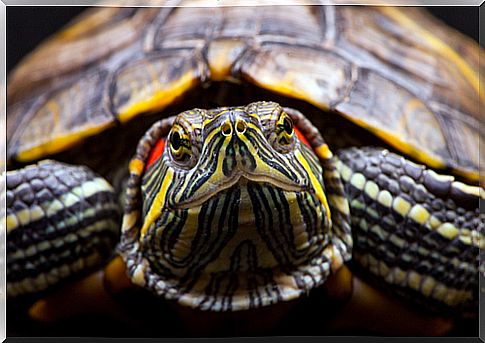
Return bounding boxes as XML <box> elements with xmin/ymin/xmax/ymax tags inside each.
<box><xmin>335</xmin><ymin>147</ymin><xmax>483</xmax><ymax>318</ymax></box>
<box><xmin>5</xmin><ymin>160</ymin><xmax>121</xmax><ymax>304</ymax></box>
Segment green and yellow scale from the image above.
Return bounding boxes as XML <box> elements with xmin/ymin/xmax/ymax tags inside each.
<box><xmin>4</xmin><ymin>3</ymin><xmax>485</xmax><ymax>336</ymax></box>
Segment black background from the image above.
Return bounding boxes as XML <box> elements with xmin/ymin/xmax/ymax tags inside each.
<box><xmin>6</xmin><ymin>6</ymin><xmax>481</xmax><ymax>74</ymax></box>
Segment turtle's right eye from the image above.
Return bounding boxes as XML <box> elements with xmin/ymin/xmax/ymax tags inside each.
<box><xmin>169</xmin><ymin>126</ymin><xmax>191</xmax><ymax>163</ymax></box>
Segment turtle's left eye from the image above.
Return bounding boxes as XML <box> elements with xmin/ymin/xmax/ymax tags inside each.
<box><xmin>276</xmin><ymin>112</ymin><xmax>294</xmax><ymax>146</ymax></box>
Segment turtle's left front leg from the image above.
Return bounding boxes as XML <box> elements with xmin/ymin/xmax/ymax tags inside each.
<box><xmin>329</xmin><ymin>147</ymin><xmax>483</xmax><ymax>332</ymax></box>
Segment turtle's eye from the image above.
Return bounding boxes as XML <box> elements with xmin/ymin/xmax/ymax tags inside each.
<box><xmin>276</xmin><ymin>112</ymin><xmax>294</xmax><ymax>146</ymax></box>
<box><xmin>169</xmin><ymin>126</ymin><xmax>191</xmax><ymax>163</ymax></box>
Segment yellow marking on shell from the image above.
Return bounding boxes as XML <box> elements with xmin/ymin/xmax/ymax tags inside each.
<box><xmin>249</xmin><ymin>72</ymin><xmax>330</xmax><ymax>112</ymax></box>
<box><xmin>207</xmin><ymin>40</ymin><xmax>245</xmax><ymax>81</ymax></box>
<box><xmin>364</xmin><ymin>181</ymin><xmax>379</xmax><ymax>200</ymax></box>
<box><xmin>335</xmin><ymin>113</ymin><xmax>447</xmax><ymax>172</ymax></box>
<box><xmin>140</xmin><ymin>169</ymin><xmax>174</xmax><ymax>238</ymax></box>
<box><xmin>452</xmin><ymin>181</ymin><xmax>481</xmax><ymax>197</ymax></box>
<box><xmin>46</xmin><ymin>100</ymin><xmax>61</xmax><ymax>132</ymax></box>
<box><xmin>129</xmin><ymin>159</ymin><xmax>145</xmax><ymax>176</ymax></box>
<box><xmin>350</xmin><ymin>173</ymin><xmax>366</xmax><ymax>190</ymax></box>
<box><xmin>408</xmin><ymin>204</ymin><xmax>430</xmax><ymax>225</ymax></box>
<box><xmin>377</xmin><ymin>190</ymin><xmax>393</xmax><ymax>207</ymax></box>
<box><xmin>314</xmin><ymin>144</ymin><xmax>333</xmax><ymax>159</ymax></box>
<box><xmin>295</xmin><ymin>150</ymin><xmax>331</xmax><ymax>219</ymax></box>
<box><xmin>436</xmin><ymin>223</ymin><xmax>459</xmax><ymax>240</ymax></box>
<box><xmin>382</xmin><ymin>7</ymin><xmax>483</xmax><ymax>103</ymax></box>
<box><xmin>118</xmin><ymin>72</ymin><xmax>198</xmax><ymax>123</ymax></box>
<box><xmin>17</xmin><ymin>122</ymin><xmax>114</xmax><ymax>163</ymax></box>
<box><xmin>392</xmin><ymin>196</ymin><xmax>411</xmax><ymax>217</ymax></box>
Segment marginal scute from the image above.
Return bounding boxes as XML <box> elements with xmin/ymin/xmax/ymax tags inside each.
<box><xmin>9</xmin><ymin>70</ymin><xmax>113</xmax><ymax>163</ymax></box>
<box><xmin>110</xmin><ymin>52</ymin><xmax>207</xmax><ymax>123</ymax></box>
<box><xmin>240</xmin><ymin>45</ymin><xmax>351</xmax><ymax>110</ymax></box>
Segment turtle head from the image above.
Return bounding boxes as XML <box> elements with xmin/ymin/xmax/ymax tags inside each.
<box><xmin>120</xmin><ymin>101</ymin><xmax>344</xmax><ymax>311</ymax></box>
<box><xmin>164</xmin><ymin>102</ymin><xmax>313</xmax><ymax>209</ymax></box>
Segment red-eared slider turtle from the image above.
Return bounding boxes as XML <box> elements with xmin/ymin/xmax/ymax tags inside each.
<box><xmin>5</xmin><ymin>4</ymin><xmax>484</xmax><ymax>337</ymax></box>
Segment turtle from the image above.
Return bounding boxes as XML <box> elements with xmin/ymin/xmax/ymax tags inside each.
<box><xmin>4</xmin><ymin>3</ymin><xmax>485</xmax><ymax>338</ymax></box>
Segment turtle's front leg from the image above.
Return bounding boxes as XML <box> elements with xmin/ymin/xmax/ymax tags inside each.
<box><xmin>333</xmin><ymin>147</ymin><xmax>483</xmax><ymax>326</ymax></box>
<box><xmin>5</xmin><ymin>160</ymin><xmax>122</xmax><ymax>311</ymax></box>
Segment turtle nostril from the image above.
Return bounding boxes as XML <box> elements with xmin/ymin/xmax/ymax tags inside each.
<box><xmin>236</xmin><ymin>121</ymin><xmax>247</xmax><ymax>134</ymax></box>
<box><xmin>222</xmin><ymin>122</ymin><xmax>232</xmax><ymax>136</ymax></box>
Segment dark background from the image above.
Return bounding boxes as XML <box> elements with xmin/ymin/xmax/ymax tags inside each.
<box><xmin>6</xmin><ymin>6</ymin><xmax>481</xmax><ymax>74</ymax></box>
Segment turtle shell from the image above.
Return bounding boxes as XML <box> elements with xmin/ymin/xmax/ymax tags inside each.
<box><xmin>6</xmin><ymin>4</ymin><xmax>484</xmax><ymax>183</ymax></box>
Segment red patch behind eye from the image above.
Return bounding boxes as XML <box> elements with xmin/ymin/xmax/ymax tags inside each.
<box><xmin>146</xmin><ymin>137</ymin><xmax>166</xmax><ymax>170</ymax></box>
<box><xmin>294</xmin><ymin>127</ymin><xmax>311</xmax><ymax>148</ymax></box>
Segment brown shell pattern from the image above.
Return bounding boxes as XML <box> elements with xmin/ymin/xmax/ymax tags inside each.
<box><xmin>7</xmin><ymin>3</ymin><xmax>484</xmax><ymax>181</ymax></box>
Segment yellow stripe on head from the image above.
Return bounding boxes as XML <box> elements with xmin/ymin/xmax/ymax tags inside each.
<box><xmin>140</xmin><ymin>168</ymin><xmax>174</xmax><ymax>239</ymax></box>
<box><xmin>295</xmin><ymin>150</ymin><xmax>331</xmax><ymax>220</ymax></box>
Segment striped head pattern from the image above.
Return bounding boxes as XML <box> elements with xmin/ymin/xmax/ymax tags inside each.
<box><xmin>121</xmin><ymin>101</ymin><xmax>339</xmax><ymax>311</ymax></box>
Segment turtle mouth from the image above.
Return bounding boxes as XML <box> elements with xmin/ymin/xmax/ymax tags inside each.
<box><xmin>175</xmin><ymin>172</ymin><xmax>307</xmax><ymax>209</ymax></box>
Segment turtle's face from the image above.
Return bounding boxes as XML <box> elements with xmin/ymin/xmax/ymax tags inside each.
<box><xmin>163</xmin><ymin>104</ymin><xmax>312</xmax><ymax>209</ymax></box>
<box><xmin>133</xmin><ymin>102</ymin><xmax>333</xmax><ymax>309</ymax></box>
